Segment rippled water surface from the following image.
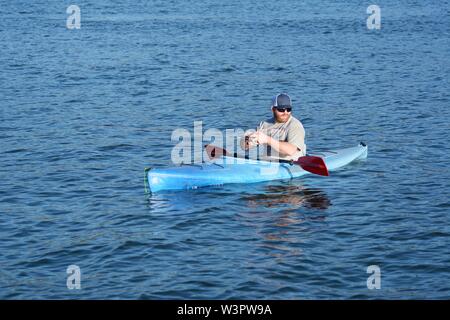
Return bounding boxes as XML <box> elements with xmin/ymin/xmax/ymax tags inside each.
<box><xmin>1</xmin><ymin>1</ymin><xmax>449</xmax><ymax>299</ymax></box>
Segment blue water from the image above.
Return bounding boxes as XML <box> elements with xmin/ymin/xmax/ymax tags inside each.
<box><xmin>1</xmin><ymin>0</ymin><xmax>449</xmax><ymax>299</ymax></box>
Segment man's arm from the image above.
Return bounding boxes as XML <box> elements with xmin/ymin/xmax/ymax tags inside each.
<box><xmin>250</xmin><ymin>131</ymin><xmax>300</xmax><ymax>156</ymax></box>
<box><xmin>266</xmin><ymin>137</ymin><xmax>299</xmax><ymax>157</ymax></box>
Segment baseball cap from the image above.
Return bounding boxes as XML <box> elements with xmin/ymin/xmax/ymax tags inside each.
<box><xmin>271</xmin><ymin>93</ymin><xmax>292</xmax><ymax>108</ymax></box>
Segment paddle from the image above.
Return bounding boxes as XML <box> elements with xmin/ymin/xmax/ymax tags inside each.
<box><xmin>204</xmin><ymin>144</ymin><xmax>231</xmax><ymax>159</ymax></box>
<box><xmin>204</xmin><ymin>144</ymin><xmax>329</xmax><ymax>176</ymax></box>
<box><xmin>294</xmin><ymin>156</ymin><xmax>329</xmax><ymax>176</ymax></box>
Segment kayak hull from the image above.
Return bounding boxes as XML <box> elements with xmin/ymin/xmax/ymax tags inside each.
<box><xmin>146</xmin><ymin>142</ymin><xmax>368</xmax><ymax>193</ymax></box>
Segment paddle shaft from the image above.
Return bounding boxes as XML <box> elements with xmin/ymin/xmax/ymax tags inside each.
<box><xmin>205</xmin><ymin>144</ymin><xmax>329</xmax><ymax>176</ymax></box>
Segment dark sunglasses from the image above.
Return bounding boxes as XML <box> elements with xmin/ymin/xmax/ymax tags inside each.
<box><xmin>274</xmin><ymin>107</ymin><xmax>292</xmax><ymax>113</ymax></box>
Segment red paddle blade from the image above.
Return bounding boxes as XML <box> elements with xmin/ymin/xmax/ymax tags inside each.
<box><xmin>294</xmin><ymin>156</ymin><xmax>329</xmax><ymax>176</ymax></box>
<box><xmin>204</xmin><ymin>144</ymin><xmax>229</xmax><ymax>159</ymax></box>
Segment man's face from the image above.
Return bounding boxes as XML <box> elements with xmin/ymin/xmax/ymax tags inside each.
<box><xmin>272</xmin><ymin>106</ymin><xmax>292</xmax><ymax>123</ymax></box>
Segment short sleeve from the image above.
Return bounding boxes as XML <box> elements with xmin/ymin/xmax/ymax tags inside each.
<box><xmin>286</xmin><ymin>121</ymin><xmax>305</xmax><ymax>153</ymax></box>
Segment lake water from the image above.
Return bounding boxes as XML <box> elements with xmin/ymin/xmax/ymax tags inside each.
<box><xmin>0</xmin><ymin>0</ymin><xmax>449</xmax><ymax>299</ymax></box>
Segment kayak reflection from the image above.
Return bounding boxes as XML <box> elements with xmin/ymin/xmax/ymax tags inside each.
<box><xmin>242</xmin><ymin>184</ymin><xmax>331</xmax><ymax>210</ymax></box>
<box><xmin>238</xmin><ymin>184</ymin><xmax>331</xmax><ymax>259</ymax></box>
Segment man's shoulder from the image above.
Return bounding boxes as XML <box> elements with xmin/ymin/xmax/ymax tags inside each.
<box><xmin>259</xmin><ymin>117</ymin><xmax>276</xmax><ymax>127</ymax></box>
<box><xmin>288</xmin><ymin>116</ymin><xmax>304</xmax><ymax>130</ymax></box>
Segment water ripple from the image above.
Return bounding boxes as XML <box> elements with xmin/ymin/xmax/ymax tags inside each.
<box><xmin>1</xmin><ymin>0</ymin><xmax>449</xmax><ymax>299</ymax></box>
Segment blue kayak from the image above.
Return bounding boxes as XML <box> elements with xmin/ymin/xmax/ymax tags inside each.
<box><xmin>145</xmin><ymin>142</ymin><xmax>368</xmax><ymax>193</ymax></box>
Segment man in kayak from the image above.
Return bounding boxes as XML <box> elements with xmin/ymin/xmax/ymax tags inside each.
<box><xmin>241</xmin><ymin>93</ymin><xmax>306</xmax><ymax>161</ymax></box>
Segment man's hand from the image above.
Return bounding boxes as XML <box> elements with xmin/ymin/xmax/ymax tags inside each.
<box><xmin>249</xmin><ymin>131</ymin><xmax>270</xmax><ymax>145</ymax></box>
<box><xmin>248</xmin><ymin>131</ymin><xmax>300</xmax><ymax>157</ymax></box>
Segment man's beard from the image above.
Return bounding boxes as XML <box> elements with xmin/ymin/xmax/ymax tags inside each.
<box><xmin>274</xmin><ymin>112</ymin><xmax>290</xmax><ymax>123</ymax></box>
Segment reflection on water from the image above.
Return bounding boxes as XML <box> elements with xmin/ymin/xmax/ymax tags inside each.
<box><xmin>238</xmin><ymin>184</ymin><xmax>331</xmax><ymax>259</ymax></box>
<box><xmin>242</xmin><ymin>184</ymin><xmax>331</xmax><ymax>211</ymax></box>
<box><xmin>146</xmin><ymin>184</ymin><xmax>331</xmax><ymax>261</ymax></box>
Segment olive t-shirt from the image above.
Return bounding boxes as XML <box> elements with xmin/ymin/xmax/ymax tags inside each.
<box><xmin>257</xmin><ymin>116</ymin><xmax>306</xmax><ymax>160</ymax></box>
